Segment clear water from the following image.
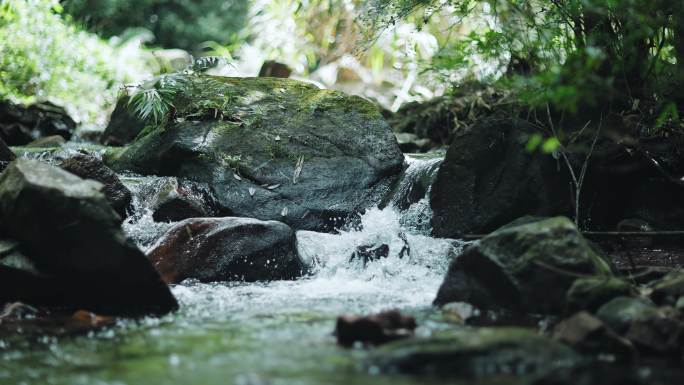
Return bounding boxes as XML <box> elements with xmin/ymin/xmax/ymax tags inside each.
<box><xmin>1</xmin><ymin>155</ymin><xmax>470</xmax><ymax>385</ymax></box>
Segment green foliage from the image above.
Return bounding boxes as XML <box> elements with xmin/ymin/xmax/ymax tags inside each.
<box><xmin>127</xmin><ymin>57</ymin><xmax>231</xmax><ymax>124</ymax></box>
<box><xmin>63</xmin><ymin>0</ymin><xmax>249</xmax><ymax>51</ymax></box>
<box><xmin>361</xmin><ymin>0</ymin><xmax>684</xmax><ymax>119</ymax></box>
<box><xmin>0</xmin><ymin>0</ymin><xmax>152</xmax><ymax>124</ymax></box>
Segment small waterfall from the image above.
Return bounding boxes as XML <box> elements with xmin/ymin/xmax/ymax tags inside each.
<box><xmin>120</xmin><ymin>175</ymin><xmax>180</xmax><ymax>251</ymax></box>
<box><xmin>390</xmin><ymin>152</ymin><xmax>444</xmax><ymax>233</ymax></box>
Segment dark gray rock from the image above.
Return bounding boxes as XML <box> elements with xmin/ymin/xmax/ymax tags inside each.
<box><xmin>596</xmin><ymin>297</ymin><xmax>659</xmax><ymax>334</ymax></box>
<box><xmin>147</xmin><ymin>217</ymin><xmax>305</xmax><ymax>283</ymax></box>
<box><xmin>565</xmin><ymin>277</ymin><xmax>634</xmax><ymax>313</ymax></box>
<box><xmin>335</xmin><ymin>310</ymin><xmax>416</xmax><ymax>347</ymax></box>
<box><xmin>0</xmin><ymin>101</ymin><xmax>75</xmax><ymax>145</ymax></box>
<box><xmin>25</xmin><ymin>135</ymin><xmax>66</xmax><ymax>148</ymax></box>
<box><xmin>367</xmin><ymin>327</ymin><xmax>579</xmax><ymax>377</ymax></box>
<box><xmin>148</xmin><ymin>178</ymin><xmax>218</xmax><ymax>222</ymax></box>
<box><xmin>105</xmin><ymin>76</ymin><xmax>404</xmax><ymax>231</ymax></box>
<box><xmin>430</xmin><ymin>118</ymin><xmax>570</xmax><ymax>237</ymax></box>
<box><xmin>0</xmin><ymin>159</ymin><xmax>177</xmax><ymax>316</ymax></box>
<box><xmin>59</xmin><ymin>154</ymin><xmax>132</xmax><ymax>219</ymax></box>
<box><xmin>434</xmin><ymin>217</ymin><xmax>615</xmax><ymax>314</ymax></box>
<box><xmin>0</xmin><ymin>137</ymin><xmax>14</xmax><ymax>172</ymax></box>
<box><xmin>101</xmin><ymin>95</ymin><xmax>146</xmax><ymax>146</ymax></box>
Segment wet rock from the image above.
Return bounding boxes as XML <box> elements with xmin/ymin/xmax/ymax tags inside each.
<box><xmin>349</xmin><ymin>244</ymin><xmax>390</xmax><ymax>266</ymax></box>
<box><xmin>434</xmin><ymin>217</ymin><xmax>615</xmax><ymax>314</ymax></box>
<box><xmin>430</xmin><ymin>118</ymin><xmax>570</xmax><ymax>237</ymax></box>
<box><xmin>596</xmin><ymin>297</ymin><xmax>658</xmax><ymax>334</ymax></box>
<box><xmin>0</xmin><ymin>306</ymin><xmax>115</xmax><ymax>336</ymax></box>
<box><xmin>106</xmin><ymin>76</ymin><xmax>404</xmax><ymax>231</ymax></box>
<box><xmin>147</xmin><ymin>217</ymin><xmax>305</xmax><ymax>283</ymax></box>
<box><xmin>649</xmin><ymin>270</ymin><xmax>684</xmax><ymax>306</ymax></box>
<box><xmin>0</xmin><ymin>159</ymin><xmax>178</xmax><ymax>316</ymax></box>
<box><xmin>0</xmin><ymin>101</ymin><xmax>75</xmax><ymax>145</ymax></box>
<box><xmin>101</xmin><ymin>96</ymin><xmax>146</xmax><ymax>146</ymax></box>
<box><xmin>149</xmin><ymin>178</ymin><xmax>217</xmax><ymax>222</ymax></box>
<box><xmin>258</xmin><ymin>60</ymin><xmax>292</xmax><ymax>78</ymax></box>
<box><xmin>335</xmin><ymin>310</ymin><xmax>416</xmax><ymax>347</ymax></box>
<box><xmin>624</xmin><ymin>306</ymin><xmax>684</xmax><ymax>355</ymax></box>
<box><xmin>59</xmin><ymin>154</ymin><xmax>132</xmax><ymax>219</ymax></box>
<box><xmin>394</xmin><ymin>133</ymin><xmax>432</xmax><ymax>153</ymax></box>
<box><xmin>566</xmin><ymin>277</ymin><xmax>633</xmax><ymax>313</ymax></box>
<box><xmin>25</xmin><ymin>135</ymin><xmax>66</xmax><ymax>148</ymax></box>
<box><xmin>0</xmin><ymin>137</ymin><xmax>14</xmax><ymax>172</ymax></box>
<box><xmin>382</xmin><ymin>153</ymin><xmax>443</xmax><ymax>211</ymax></box>
<box><xmin>552</xmin><ymin>311</ymin><xmax>635</xmax><ymax>358</ymax></box>
<box><xmin>368</xmin><ymin>327</ymin><xmax>579</xmax><ymax>377</ymax></box>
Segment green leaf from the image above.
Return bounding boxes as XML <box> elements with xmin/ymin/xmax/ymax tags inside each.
<box><xmin>541</xmin><ymin>137</ymin><xmax>561</xmax><ymax>154</ymax></box>
<box><xmin>525</xmin><ymin>133</ymin><xmax>543</xmax><ymax>152</ymax></box>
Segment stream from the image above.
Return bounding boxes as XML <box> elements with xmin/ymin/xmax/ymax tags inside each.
<box><xmin>0</xmin><ymin>154</ymin><xmax>472</xmax><ymax>385</ymax></box>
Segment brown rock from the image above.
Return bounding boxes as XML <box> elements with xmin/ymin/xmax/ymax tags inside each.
<box><xmin>148</xmin><ymin>217</ymin><xmax>305</xmax><ymax>284</ymax></box>
<box><xmin>258</xmin><ymin>60</ymin><xmax>292</xmax><ymax>78</ymax></box>
<box><xmin>335</xmin><ymin>309</ymin><xmax>416</xmax><ymax>347</ymax></box>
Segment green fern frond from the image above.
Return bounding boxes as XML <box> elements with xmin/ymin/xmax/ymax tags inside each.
<box><xmin>128</xmin><ymin>87</ymin><xmax>174</xmax><ymax>124</ymax></box>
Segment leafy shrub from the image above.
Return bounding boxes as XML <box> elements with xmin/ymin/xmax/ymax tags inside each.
<box><xmin>63</xmin><ymin>0</ymin><xmax>250</xmax><ymax>51</ymax></box>
<box><xmin>0</xmin><ymin>0</ymin><xmax>153</xmax><ymax>124</ymax></box>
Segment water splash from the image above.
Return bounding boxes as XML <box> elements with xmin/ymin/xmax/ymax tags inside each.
<box><xmin>120</xmin><ymin>175</ymin><xmax>177</xmax><ymax>251</ymax></box>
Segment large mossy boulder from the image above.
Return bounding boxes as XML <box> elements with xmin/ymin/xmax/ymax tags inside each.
<box><xmin>147</xmin><ymin>217</ymin><xmax>305</xmax><ymax>283</ymax></box>
<box><xmin>368</xmin><ymin>327</ymin><xmax>579</xmax><ymax>377</ymax></box>
<box><xmin>434</xmin><ymin>217</ymin><xmax>615</xmax><ymax>314</ymax></box>
<box><xmin>430</xmin><ymin>118</ymin><xmax>570</xmax><ymax>237</ymax></box>
<box><xmin>105</xmin><ymin>76</ymin><xmax>404</xmax><ymax>231</ymax></box>
<box><xmin>0</xmin><ymin>101</ymin><xmax>76</xmax><ymax>145</ymax></box>
<box><xmin>0</xmin><ymin>159</ymin><xmax>177</xmax><ymax>316</ymax></box>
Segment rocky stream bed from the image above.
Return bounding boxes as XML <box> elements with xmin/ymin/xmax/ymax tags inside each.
<box><xmin>1</xmin><ymin>76</ymin><xmax>684</xmax><ymax>385</ymax></box>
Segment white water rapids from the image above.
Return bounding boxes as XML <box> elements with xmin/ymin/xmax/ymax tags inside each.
<box><xmin>1</xmin><ymin>153</ymin><xmax>466</xmax><ymax>385</ymax></box>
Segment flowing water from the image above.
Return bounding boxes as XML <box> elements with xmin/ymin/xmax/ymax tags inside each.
<box><xmin>0</xmin><ymin>154</ymin><xmax>472</xmax><ymax>385</ymax></box>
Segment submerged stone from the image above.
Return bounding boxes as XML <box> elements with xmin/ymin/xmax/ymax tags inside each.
<box><xmin>0</xmin><ymin>159</ymin><xmax>177</xmax><ymax>316</ymax></box>
<box><xmin>147</xmin><ymin>217</ymin><xmax>305</xmax><ymax>283</ymax></box>
<box><xmin>434</xmin><ymin>217</ymin><xmax>615</xmax><ymax>314</ymax></box>
<box><xmin>368</xmin><ymin>327</ymin><xmax>579</xmax><ymax>377</ymax></box>
<box><xmin>335</xmin><ymin>309</ymin><xmax>416</xmax><ymax>347</ymax></box>
<box><xmin>105</xmin><ymin>76</ymin><xmax>404</xmax><ymax>231</ymax></box>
